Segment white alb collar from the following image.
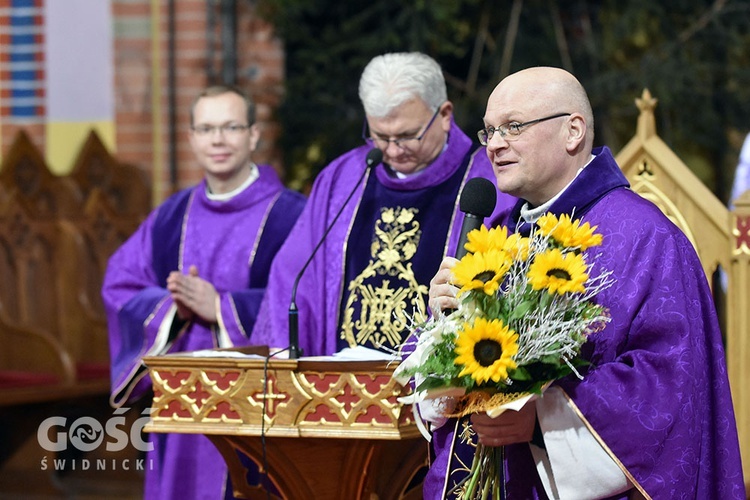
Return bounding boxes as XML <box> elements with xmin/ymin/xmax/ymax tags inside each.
<box><xmin>520</xmin><ymin>154</ymin><xmax>595</xmax><ymax>223</ymax></box>
<box><xmin>206</xmin><ymin>163</ymin><xmax>259</xmax><ymax>201</ymax></box>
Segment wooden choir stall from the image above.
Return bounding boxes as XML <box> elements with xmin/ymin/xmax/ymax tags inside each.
<box><xmin>144</xmin><ymin>349</ymin><xmax>428</xmax><ymax>499</ymax></box>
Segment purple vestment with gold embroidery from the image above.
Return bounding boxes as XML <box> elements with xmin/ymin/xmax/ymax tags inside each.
<box><xmin>252</xmin><ymin>121</ymin><xmax>516</xmax><ymax>356</ymax></box>
<box><xmin>425</xmin><ymin>147</ymin><xmax>744</xmax><ymax>499</ymax></box>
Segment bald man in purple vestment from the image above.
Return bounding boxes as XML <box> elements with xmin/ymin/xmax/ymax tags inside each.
<box><xmin>427</xmin><ymin>67</ymin><xmax>745</xmax><ymax>498</ymax></box>
<box><xmin>101</xmin><ymin>85</ymin><xmax>305</xmax><ymax>499</ymax></box>
<box><xmin>252</xmin><ymin>52</ymin><xmax>516</xmax><ymax>359</ymax></box>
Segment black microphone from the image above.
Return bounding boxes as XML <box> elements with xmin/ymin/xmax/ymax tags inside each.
<box><xmin>288</xmin><ymin>148</ymin><xmax>384</xmax><ymax>359</ymax></box>
<box><xmin>455</xmin><ymin>177</ymin><xmax>497</xmax><ymax>258</ymax></box>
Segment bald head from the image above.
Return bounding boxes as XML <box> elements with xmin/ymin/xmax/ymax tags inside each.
<box><xmin>483</xmin><ymin>67</ymin><xmax>595</xmax><ymax>206</ymax></box>
<box><xmin>488</xmin><ymin>67</ymin><xmax>594</xmax><ymax>151</ymax></box>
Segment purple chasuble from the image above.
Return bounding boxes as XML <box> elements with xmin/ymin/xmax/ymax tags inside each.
<box><xmin>252</xmin><ymin>121</ymin><xmax>516</xmax><ymax>356</ymax></box>
<box><xmin>426</xmin><ymin>147</ymin><xmax>745</xmax><ymax>499</ymax></box>
<box><xmin>337</xmin><ymin>146</ymin><xmax>472</xmax><ymax>352</ymax></box>
<box><xmin>102</xmin><ymin>165</ymin><xmax>305</xmax><ymax>500</ymax></box>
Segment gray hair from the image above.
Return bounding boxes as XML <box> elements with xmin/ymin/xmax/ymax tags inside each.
<box><xmin>358</xmin><ymin>52</ymin><xmax>447</xmax><ymax>118</ymax></box>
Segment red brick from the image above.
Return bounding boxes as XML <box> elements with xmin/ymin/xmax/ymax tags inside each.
<box><xmin>112</xmin><ymin>2</ymin><xmax>151</xmax><ymax>17</ymax></box>
<box><xmin>108</xmin><ymin>0</ymin><xmax>284</xmax><ymax>190</ymax></box>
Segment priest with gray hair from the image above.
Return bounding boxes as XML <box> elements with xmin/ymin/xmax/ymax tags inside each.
<box><xmin>253</xmin><ymin>52</ymin><xmax>515</xmax><ymax>357</ymax></box>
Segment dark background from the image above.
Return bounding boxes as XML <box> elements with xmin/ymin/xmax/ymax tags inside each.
<box><xmin>256</xmin><ymin>0</ymin><xmax>750</xmax><ymax>202</ymax></box>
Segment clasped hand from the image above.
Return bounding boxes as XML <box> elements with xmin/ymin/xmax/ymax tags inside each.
<box><xmin>166</xmin><ymin>265</ymin><xmax>219</xmax><ymax>323</ymax></box>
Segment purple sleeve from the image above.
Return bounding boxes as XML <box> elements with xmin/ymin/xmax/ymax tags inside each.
<box><xmin>102</xmin><ymin>211</ymin><xmax>175</xmax><ymax>406</ymax></box>
<box><xmin>252</xmin><ymin>153</ymin><xmax>362</xmax><ymax>356</ymax></box>
<box><xmin>559</xmin><ymin>192</ymin><xmax>744</xmax><ymax>497</ymax></box>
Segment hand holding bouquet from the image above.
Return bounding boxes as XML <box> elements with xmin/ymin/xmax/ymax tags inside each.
<box><xmin>394</xmin><ymin>213</ymin><xmax>613</xmax><ymax>499</ymax></box>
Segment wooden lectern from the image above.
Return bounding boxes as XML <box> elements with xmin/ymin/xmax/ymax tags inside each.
<box><xmin>144</xmin><ymin>348</ymin><xmax>428</xmax><ymax>499</ymax></box>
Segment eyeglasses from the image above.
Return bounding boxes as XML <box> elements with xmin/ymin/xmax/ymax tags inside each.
<box><xmin>477</xmin><ymin>112</ymin><xmax>571</xmax><ymax>145</ymax></box>
<box><xmin>362</xmin><ymin>106</ymin><xmax>441</xmax><ymax>151</ymax></box>
<box><xmin>191</xmin><ymin>123</ymin><xmax>251</xmax><ymax>137</ymax></box>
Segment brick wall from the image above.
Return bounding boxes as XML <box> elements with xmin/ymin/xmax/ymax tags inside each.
<box><xmin>114</xmin><ymin>0</ymin><xmax>284</xmax><ymax>203</ymax></box>
<box><xmin>113</xmin><ymin>0</ymin><xmax>154</xmax><ymax>182</ymax></box>
<box><xmin>0</xmin><ymin>0</ymin><xmax>46</xmax><ymax>154</ymax></box>
<box><xmin>0</xmin><ymin>1</ymin><xmax>283</xmax><ymax>204</ymax></box>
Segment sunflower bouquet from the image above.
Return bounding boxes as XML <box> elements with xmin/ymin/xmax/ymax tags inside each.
<box><xmin>394</xmin><ymin>213</ymin><xmax>613</xmax><ymax>499</ymax></box>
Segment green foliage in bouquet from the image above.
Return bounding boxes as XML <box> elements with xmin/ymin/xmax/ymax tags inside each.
<box><xmin>394</xmin><ymin>213</ymin><xmax>615</xmax><ymax>499</ymax></box>
<box><xmin>396</xmin><ymin>213</ymin><xmax>614</xmax><ymax>414</ymax></box>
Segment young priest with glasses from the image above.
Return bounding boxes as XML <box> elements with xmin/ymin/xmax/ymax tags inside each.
<box><xmin>103</xmin><ymin>85</ymin><xmax>305</xmax><ymax>499</ymax></box>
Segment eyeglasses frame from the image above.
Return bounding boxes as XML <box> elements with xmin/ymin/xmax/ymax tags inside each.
<box><xmin>191</xmin><ymin>123</ymin><xmax>252</xmax><ymax>137</ymax></box>
<box><xmin>362</xmin><ymin>105</ymin><xmax>443</xmax><ymax>150</ymax></box>
<box><xmin>477</xmin><ymin>112</ymin><xmax>571</xmax><ymax>146</ymax></box>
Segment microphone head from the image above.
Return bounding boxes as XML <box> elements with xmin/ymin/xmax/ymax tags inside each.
<box><xmin>459</xmin><ymin>177</ymin><xmax>497</xmax><ymax>217</ymax></box>
<box><xmin>365</xmin><ymin>148</ymin><xmax>383</xmax><ymax>168</ymax></box>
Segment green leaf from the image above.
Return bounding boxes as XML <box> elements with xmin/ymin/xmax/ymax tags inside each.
<box><xmin>509</xmin><ymin>299</ymin><xmax>534</xmax><ymax>322</ymax></box>
<box><xmin>415</xmin><ymin>376</ymin><xmax>451</xmax><ymax>392</ymax></box>
<box><xmin>539</xmin><ymin>291</ymin><xmax>553</xmax><ymax>310</ymax></box>
<box><xmin>510</xmin><ymin>366</ymin><xmax>531</xmax><ymax>381</ymax></box>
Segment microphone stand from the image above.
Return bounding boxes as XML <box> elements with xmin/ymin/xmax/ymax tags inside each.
<box><xmin>288</xmin><ymin>148</ymin><xmax>383</xmax><ymax>359</ymax></box>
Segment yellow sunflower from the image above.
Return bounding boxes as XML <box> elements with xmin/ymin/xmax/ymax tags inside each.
<box><xmin>504</xmin><ymin>233</ymin><xmax>531</xmax><ymax>262</ymax></box>
<box><xmin>536</xmin><ymin>213</ymin><xmax>562</xmax><ymax>237</ymax></box>
<box><xmin>464</xmin><ymin>225</ymin><xmax>510</xmax><ymax>254</ymax></box>
<box><xmin>451</xmin><ymin>250</ymin><xmax>512</xmax><ymax>296</ymax></box>
<box><xmin>527</xmin><ymin>248</ymin><xmax>589</xmax><ymax>295</ymax></box>
<box><xmin>536</xmin><ymin>213</ymin><xmax>603</xmax><ymax>250</ymax></box>
<box><xmin>454</xmin><ymin>317</ymin><xmax>519</xmax><ymax>384</ymax></box>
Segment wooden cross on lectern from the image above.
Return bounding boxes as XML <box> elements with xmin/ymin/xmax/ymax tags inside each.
<box><xmin>250</xmin><ymin>375</ymin><xmax>290</xmax><ymax>419</ymax></box>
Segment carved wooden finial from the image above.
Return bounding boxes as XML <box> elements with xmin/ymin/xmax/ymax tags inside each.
<box><xmin>635</xmin><ymin>89</ymin><xmax>658</xmax><ymax>141</ymax></box>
